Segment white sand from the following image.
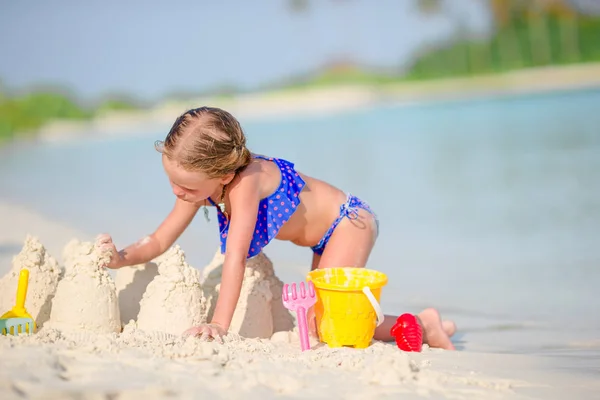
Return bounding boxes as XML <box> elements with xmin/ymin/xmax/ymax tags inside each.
<box><xmin>203</xmin><ymin>250</ymin><xmax>295</xmax><ymax>339</ymax></box>
<box><xmin>135</xmin><ymin>245</ymin><xmax>207</xmax><ymax>336</ymax></box>
<box><xmin>0</xmin><ymin>235</ymin><xmax>61</xmax><ymax>328</ymax></box>
<box><xmin>1</xmin><ymin>201</ymin><xmax>599</xmax><ymax>399</ymax></box>
<box><xmin>45</xmin><ymin>239</ymin><xmax>121</xmax><ymax>334</ymax></box>
<box><xmin>117</xmin><ymin>246</ymin><xmax>292</xmax><ymax>339</ymax></box>
<box><xmin>2</xmin><ymin>326</ymin><xmax>598</xmax><ymax>400</ymax></box>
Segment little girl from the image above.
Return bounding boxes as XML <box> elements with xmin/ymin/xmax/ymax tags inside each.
<box><xmin>99</xmin><ymin>106</ymin><xmax>456</xmax><ymax>350</ymax></box>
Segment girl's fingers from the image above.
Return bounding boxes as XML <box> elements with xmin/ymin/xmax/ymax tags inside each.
<box><xmin>95</xmin><ymin>234</ymin><xmax>112</xmax><ymax>246</ymax></box>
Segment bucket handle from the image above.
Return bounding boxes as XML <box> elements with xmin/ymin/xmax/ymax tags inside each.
<box><xmin>362</xmin><ymin>287</ymin><xmax>384</xmax><ymax>327</ymax></box>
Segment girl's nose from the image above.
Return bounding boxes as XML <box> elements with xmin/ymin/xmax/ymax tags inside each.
<box><xmin>172</xmin><ymin>186</ymin><xmax>185</xmax><ymax>197</ymax></box>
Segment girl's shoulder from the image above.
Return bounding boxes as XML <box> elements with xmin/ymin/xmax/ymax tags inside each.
<box><xmin>239</xmin><ymin>154</ymin><xmax>278</xmax><ymax>186</ymax></box>
<box><xmin>238</xmin><ymin>154</ymin><xmax>304</xmax><ymax>199</ymax></box>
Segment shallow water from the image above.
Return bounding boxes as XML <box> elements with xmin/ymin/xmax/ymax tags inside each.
<box><xmin>1</xmin><ymin>87</ymin><xmax>599</xmax><ymax>355</ymax></box>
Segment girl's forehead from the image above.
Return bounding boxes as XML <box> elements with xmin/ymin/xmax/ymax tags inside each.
<box><xmin>162</xmin><ymin>155</ymin><xmax>209</xmax><ymax>183</ymax></box>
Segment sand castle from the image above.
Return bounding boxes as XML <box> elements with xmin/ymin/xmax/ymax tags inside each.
<box><xmin>0</xmin><ymin>236</ymin><xmax>295</xmax><ymax>341</ymax></box>
<box><xmin>114</xmin><ymin>245</ymin><xmax>295</xmax><ymax>339</ymax></box>
<box><xmin>202</xmin><ymin>249</ymin><xmax>295</xmax><ymax>339</ymax></box>
<box><xmin>136</xmin><ymin>245</ymin><xmax>207</xmax><ymax>336</ymax></box>
<box><xmin>46</xmin><ymin>239</ymin><xmax>121</xmax><ymax>334</ymax></box>
<box><xmin>0</xmin><ymin>235</ymin><xmax>61</xmax><ymax>328</ymax></box>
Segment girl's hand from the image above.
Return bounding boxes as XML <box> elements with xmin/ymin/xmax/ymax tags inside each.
<box><xmin>95</xmin><ymin>234</ymin><xmax>123</xmax><ymax>269</ymax></box>
<box><xmin>183</xmin><ymin>323</ymin><xmax>227</xmax><ymax>343</ymax></box>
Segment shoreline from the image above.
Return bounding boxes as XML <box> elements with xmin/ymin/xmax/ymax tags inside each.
<box><xmin>24</xmin><ymin>62</ymin><xmax>600</xmax><ymax>144</ymax></box>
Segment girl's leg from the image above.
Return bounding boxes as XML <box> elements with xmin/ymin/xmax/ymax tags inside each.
<box><xmin>315</xmin><ymin>209</ymin><xmax>456</xmax><ymax>350</ymax></box>
<box><xmin>375</xmin><ymin>309</ymin><xmax>456</xmax><ymax>350</ymax></box>
<box><xmin>311</xmin><ymin>253</ymin><xmax>321</xmax><ymax>271</ymax></box>
<box><xmin>316</xmin><ymin>208</ymin><xmax>377</xmax><ymax>270</ymax></box>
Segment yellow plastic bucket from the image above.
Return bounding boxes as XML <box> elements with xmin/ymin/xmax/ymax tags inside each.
<box><xmin>307</xmin><ymin>267</ymin><xmax>387</xmax><ymax>349</ymax></box>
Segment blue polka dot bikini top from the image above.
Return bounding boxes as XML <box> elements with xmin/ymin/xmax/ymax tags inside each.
<box><xmin>206</xmin><ymin>154</ymin><xmax>305</xmax><ymax>259</ymax></box>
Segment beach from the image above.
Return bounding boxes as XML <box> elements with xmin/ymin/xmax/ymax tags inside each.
<box><xmin>1</xmin><ymin>200</ymin><xmax>599</xmax><ymax>400</ymax></box>
<box><xmin>1</xmin><ymin>66</ymin><xmax>600</xmax><ymax>399</ymax></box>
<box><xmin>3</xmin><ymin>0</ymin><xmax>600</xmax><ymax>394</ymax></box>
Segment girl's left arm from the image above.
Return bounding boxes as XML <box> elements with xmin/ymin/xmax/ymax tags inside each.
<box><xmin>209</xmin><ymin>171</ymin><xmax>261</xmax><ymax>331</ymax></box>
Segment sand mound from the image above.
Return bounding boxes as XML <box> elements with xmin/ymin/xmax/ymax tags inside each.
<box><xmin>245</xmin><ymin>252</ymin><xmax>295</xmax><ymax>333</ymax></box>
<box><xmin>136</xmin><ymin>245</ymin><xmax>207</xmax><ymax>336</ymax></box>
<box><xmin>202</xmin><ymin>250</ymin><xmax>294</xmax><ymax>339</ymax></box>
<box><xmin>114</xmin><ymin>262</ymin><xmax>159</xmax><ymax>324</ymax></box>
<box><xmin>0</xmin><ymin>325</ymin><xmax>528</xmax><ymax>400</ymax></box>
<box><xmin>0</xmin><ymin>235</ymin><xmax>61</xmax><ymax>328</ymax></box>
<box><xmin>47</xmin><ymin>239</ymin><xmax>121</xmax><ymax>333</ymax></box>
<box><xmin>0</xmin><ymin>235</ymin><xmax>293</xmax><ymax>341</ymax></box>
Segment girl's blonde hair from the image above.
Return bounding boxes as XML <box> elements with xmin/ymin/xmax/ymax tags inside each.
<box><xmin>155</xmin><ymin>106</ymin><xmax>252</xmax><ymax>178</ymax></box>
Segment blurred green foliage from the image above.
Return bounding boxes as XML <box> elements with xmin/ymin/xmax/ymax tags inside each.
<box><xmin>407</xmin><ymin>12</ymin><xmax>600</xmax><ymax>79</ymax></box>
<box><xmin>291</xmin><ymin>7</ymin><xmax>600</xmax><ymax>87</ymax></box>
<box><xmin>0</xmin><ymin>91</ymin><xmax>88</xmax><ymax>143</ymax></box>
<box><xmin>97</xmin><ymin>99</ymin><xmax>138</xmax><ymax>113</ymax></box>
<box><xmin>0</xmin><ymin>90</ymin><xmax>138</xmax><ymax>144</ymax></box>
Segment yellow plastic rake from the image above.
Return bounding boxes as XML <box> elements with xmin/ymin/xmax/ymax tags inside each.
<box><xmin>0</xmin><ymin>269</ymin><xmax>36</xmax><ymax>335</ymax></box>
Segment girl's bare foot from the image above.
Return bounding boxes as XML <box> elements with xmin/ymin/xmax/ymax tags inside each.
<box><xmin>418</xmin><ymin>308</ymin><xmax>455</xmax><ymax>350</ymax></box>
<box><xmin>442</xmin><ymin>320</ymin><xmax>457</xmax><ymax>337</ymax></box>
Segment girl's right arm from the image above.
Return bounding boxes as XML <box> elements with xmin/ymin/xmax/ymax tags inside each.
<box><xmin>98</xmin><ymin>198</ymin><xmax>202</xmax><ymax>268</ymax></box>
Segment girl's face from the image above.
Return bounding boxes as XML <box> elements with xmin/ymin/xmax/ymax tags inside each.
<box><xmin>162</xmin><ymin>155</ymin><xmax>229</xmax><ymax>204</ymax></box>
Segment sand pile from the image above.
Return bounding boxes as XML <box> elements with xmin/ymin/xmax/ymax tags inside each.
<box><xmin>0</xmin><ymin>235</ymin><xmax>61</xmax><ymax>328</ymax></box>
<box><xmin>0</xmin><ymin>235</ymin><xmax>293</xmax><ymax>341</ymax></box>
<box><xmin>0</xmin><ymin>325</ymin><xmax>528</xmax><ymax>400</ymax></box>
<box><xmin>202</xmin><ymin>250</ymin><xmax>294</xmax><ymax>339</ymax></box>
<box><xmin>46</xmin><ymin>239</ymin><xmax>121</xmax><ymax>334</ymax></box>
<box><xmin>136</xmin><ymin>245</ymin><xmax>207</xmax><ymax>336</ymax></box>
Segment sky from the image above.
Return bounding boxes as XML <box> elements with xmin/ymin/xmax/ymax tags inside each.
<box><xmin>0</xmin><ymin>0</ymin><xmax>491</xmax><ymax>102</ymax></box>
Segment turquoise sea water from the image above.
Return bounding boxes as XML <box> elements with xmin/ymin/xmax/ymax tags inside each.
<box><xmin>1</xmin><ymin>87</ymin><xmax>599</xmax><ymax>358</ymax></box>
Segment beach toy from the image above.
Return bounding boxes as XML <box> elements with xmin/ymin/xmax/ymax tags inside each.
<box><xmin>282</xmin><ymin>281</ymin><xmax>316</xmax><ymax>351</ymax></box>
<box><xmin>390</xmin><ymin>313</ymin><xmax>423</xmax><ymax>352</ymax></box>
<box><xmin>0</xmin><ymin>269</ymin><xmax>36</xmax><ymax>336</ymax></box>
<box><xmin>307</xmin><ymin>267</ymin><xmax>387</xmax><ymax>349</ymax></box>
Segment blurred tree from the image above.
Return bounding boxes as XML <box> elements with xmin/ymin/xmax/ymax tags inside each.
<box><xmin>94</xmin><ymin>92</ymin><xmax>142</xmax><ymax>112</ymax></box>
<box><xmin>97</xmin><ymin>99</ymin><xmax>138</xmax><ymax>113</ymax></box>
<box><xmin>0</xmin><ymin>91</ymin><xmax>93</xmax><ymax>142</ymax></box>
<box><xmin>416</xmin><ymin>0</ymin><xmax>443</xmax><ymax>14</ymax></box>
<box><xmin>406</xmin><ymin>0</ymin><xmax>600</xmax><ymax>79</ymax></box>
<box><xmin>490</xmin><ymin>0</ymin><xmax>581</xmax><ymax>65</ymax></box>
<box><xmin>413</xmin><ymin>0</ymin><xmax>495</xmax><ymax>77</ymax></box>
<box><xmin>14</xmin><ymin>92</ymin><xmax>90</xmax><ymax>131</ymax></box>
<box><xmin>489</xmin><ymin>0</ymin><xmax>523</xmax><ymax>69</ymax></box>
<box><xmin>558</xmin><ymin>6</ymin><xmax>581</xmax><ymax>63</ymax></box>
<box><xmin>529</xmin><ymin>4</ymin><xmax>553</xmax><ymax>65</ymax></box>
<box><xmin>288</xmin><ymin>0</ymin><xmax>309</xmax><ymax>13</ymax></box>
<box><xmin>411</xmin><ymin>0</ymin><xmax>445</xmax><ymax>78</ymax></box>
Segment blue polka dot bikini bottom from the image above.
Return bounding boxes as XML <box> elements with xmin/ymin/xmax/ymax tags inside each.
<box><xmin>310</xmin><ymin>193</ymin><xmax>379</xmax><ymax>256</ymax></box>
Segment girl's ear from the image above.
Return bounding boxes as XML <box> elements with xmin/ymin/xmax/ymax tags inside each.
<box><xmin>220</xmin><ymin>173</ymin><xmax>236</xmax><ymax>186</ymax></box>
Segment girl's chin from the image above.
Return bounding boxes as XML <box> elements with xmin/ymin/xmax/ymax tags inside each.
<box><xmin>176</xmin><ymin>194</ymin><xmax>210</xmax><ymax>205</ymax></box>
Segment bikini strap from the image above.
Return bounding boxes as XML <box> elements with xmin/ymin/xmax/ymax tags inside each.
<box><xmin>253</xmin><ymin>154</ymin><xmax>271</xmax><ymax>161</ymax></box>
